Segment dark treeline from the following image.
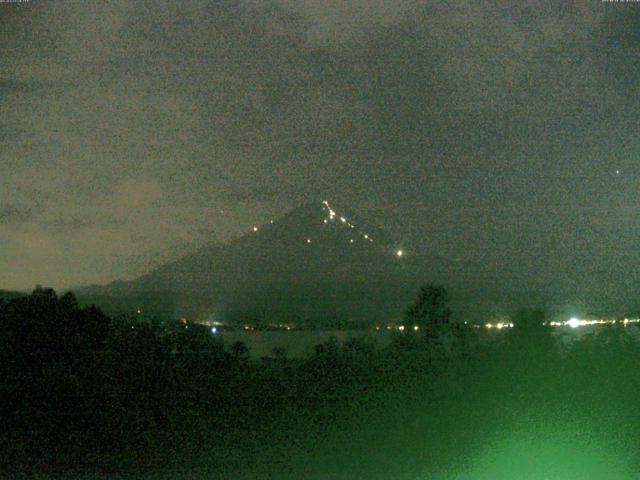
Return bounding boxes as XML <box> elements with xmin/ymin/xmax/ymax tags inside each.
<box><xmin>2</xmin><ymin>286</ymin><xmax>640</xmax><ymax>479</ymax></box>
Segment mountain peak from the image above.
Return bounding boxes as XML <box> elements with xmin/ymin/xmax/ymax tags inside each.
<box><xmin>250</xmin><ymin>199</ymin><xmax>385</xmax><ymax>250</ymax></box>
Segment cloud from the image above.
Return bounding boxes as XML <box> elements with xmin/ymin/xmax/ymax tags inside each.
<box><xmin>1</xmin><ymin>0</ymin><xmax>640</xmax><ymax>298</ymax></box>
<box><xmin>271</xmin><ymin>0</ymin><xmax>419</xmax><ymax>44</ymax></box>
<box><xmin>113</xmin><ymin>177</ymin><xmax>163</xmax><ymax>212</ymax></box>
<box><xmin>0</xmin><ymin>203</ymin><xmax>33</xmax><ymax>224</ymax></box>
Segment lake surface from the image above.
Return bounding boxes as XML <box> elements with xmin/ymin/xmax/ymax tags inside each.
<box><xmin>216</xmin><ymin>324</ymin><xmax>640</xmax><ymax>358</ymax></box>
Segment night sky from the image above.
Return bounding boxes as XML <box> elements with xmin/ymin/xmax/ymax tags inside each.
<box><xmin>2</xmin><ymin>1</ymin><xmax>640</xmax><ymax>312</ymax></box>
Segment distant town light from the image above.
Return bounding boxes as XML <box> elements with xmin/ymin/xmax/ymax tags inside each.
<box><xmin>253</xmin><ymin>226</ymin><xmax>258</xmax><ymax>232</ymax></box>
<box><xmin>306</xmin><ymin>238</ymin><xmax>311</xmax><ymax>243</ymax></box>
<box><xmin>566</xmin><ymin>317</ymin><xmax>581</xmax><ymax>329</ymax></box>
<box><xmin>396</xmin><ymin>249</ymin><xmax>403</xmax><ymax>257</ymax></box>
<box><xmin>340</xmin><ymin>217</ymin><xmax>346</xmax><ymax>223</ymax></box>
<box><xmin>413</xmin><ymin>325</ymin><xmax>419</xmax><ymax>331</ymax></box>
<box><xmin>398</xmin><ymin>325</ymin><xmax>405</xmax><ymax>331</ymax></box>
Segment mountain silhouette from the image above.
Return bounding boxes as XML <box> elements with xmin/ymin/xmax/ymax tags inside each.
<box><xmin>78</xmin><ymin>200</ymin><xmax>453</xmax><ymax>326</ymax></box>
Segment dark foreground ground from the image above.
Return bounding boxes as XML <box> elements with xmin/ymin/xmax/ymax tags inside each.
<box><xmin>3</xmin><ymin>294</ymin><xmax>640</xmax><ymax>479</ymax></box>
<box><xmin>4</xmin><ymin>331</ymin><xmax>640</xmax><ymax>479</ymax></box>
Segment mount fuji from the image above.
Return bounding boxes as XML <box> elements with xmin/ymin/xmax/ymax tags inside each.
<box><xmin>77</xmin><ymin>200</ymin><xmax>453</xmax><ymax>326</ymax></box>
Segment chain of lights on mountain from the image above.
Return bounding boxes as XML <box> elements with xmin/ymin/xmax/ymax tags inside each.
<box><xmin>250</xmin><ymin>200</ymin><xmax>404</xmax><ymax>258</ymax></box>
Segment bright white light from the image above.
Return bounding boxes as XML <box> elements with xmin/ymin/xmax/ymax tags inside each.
<box><xmin>398</xmin><ymin>325</ymin><xmax>405</xmax><ymax>331</ymax></box>
<box><xmin>396</xmin><ymin>249</ymin><xmax>403</xmax><ymax>257</ymax></box>
<box><xmin>211</xmin><ymin>327</ymin><xmax>217</xmax><ymax>334</ymax></box>
<box><xmin>413</xmin><ymin>325</ymin><xmax>419</xmax><ymax>331</ymax></box>
<box><xmin>253</xmin><ymin>226</ymin><xmax>258</xmax><ymax>232</ymax></box>
<box><xmin>566</xmin><ymin>317</ymin><xmax>581</xmax><ymax>329</ymax></box>
<box><xmin>306</xmin><ymin>238</ymin><xmax>311</xmax><ymax>244</ymax></box>
<box><xmin>323</xmin><ymin>219</ymin><xmax>328</xmax><ymax>224</ymax></box>
<box><xmin>350</xmin><ymin>239</ymin><xmax>354</xmax><ymax>243</ymax></box>
<box><xmin>340</xmin><ymin>217</ymin><xmax>346</xmax><ymax>223</ymax></box>
<box><xmin>364</xmin><ymin>234</ymin><xmax>369</xmax><ymax>239</ymax></box>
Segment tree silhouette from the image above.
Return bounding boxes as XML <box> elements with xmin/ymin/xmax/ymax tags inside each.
<box><xmin>272</xmin><ymin>346</ymin><xmax>287</xmax><ymax>359</ymax></box>
<box><xmin>0</xmin><ymin>287</ymin><xmax>113</xmax><ymax>461</ymax></box>
<box><xmin>508</xmin><ymin>308</ymin><xmax>554</xmax><ymax>347</ymax></box>
<box><xmin>511</xmin><ymin>308</ymin><xmax>547</xmax><ymax>333</ymax></box>
<box><xmin>405</xmin><ymin>284</ymin><xmax>452</xmax><ymax>336</ymax></box>
<box><xmin>1</xmin><ymin>287</ymin><xmax>109</xmax><ymax>354</ymax></box>
<box><xmin>231</xmin><ymin>340</ymin><xmax>250</xmax><ymax>360</ymax></box>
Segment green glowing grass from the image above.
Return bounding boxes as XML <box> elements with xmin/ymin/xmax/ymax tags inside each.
<box><xmin>441</xmin><ymin>421</ymin><xmax>637</xmax><ymax>480</ymax></box>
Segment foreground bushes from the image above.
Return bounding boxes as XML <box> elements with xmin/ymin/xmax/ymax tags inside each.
<box><xmin>3</xmin><ymin>289</ymin><xmax>640</xmax><ymax>479</ymax></box>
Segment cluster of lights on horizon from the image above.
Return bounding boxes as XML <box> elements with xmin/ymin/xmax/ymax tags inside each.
<box><xmin>484</xmin><ymin>322</ymin><xmax>515</xmax><ymax>330</ymax></box>
<box><xmin>551</xmin><ymin>317</ymin><xmax>640</xmax><ymax>328</ymax></box>
<box><xmin>376</xmin><ymin>324</ymin><xmax>420</xmax><ymax>332</ymax></box>
<box><xmin>381</xmin><ymin>318</ymin><xmax>640</xmax><ymax>332</ymax></box>
<box><xmin>479</xmin><ymin>317</ymin><xmax>640</xmax><ymax>330</ymax></box>
<box><xmin>197</xmin><ymin>317</ymin><xmax>640</xmax><ymax>334</ymax></box>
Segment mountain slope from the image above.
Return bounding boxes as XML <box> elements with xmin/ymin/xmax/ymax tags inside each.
<box><xmin>78</xmin><ymin>200</ymin><xmax>452</xmax><ymax>325</ymax></box>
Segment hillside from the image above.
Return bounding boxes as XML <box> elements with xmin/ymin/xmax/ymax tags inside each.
<box><xmin>77</xmin><ymin>200</ymin><xmax>459</xmax><ymax>325</ymax></box>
